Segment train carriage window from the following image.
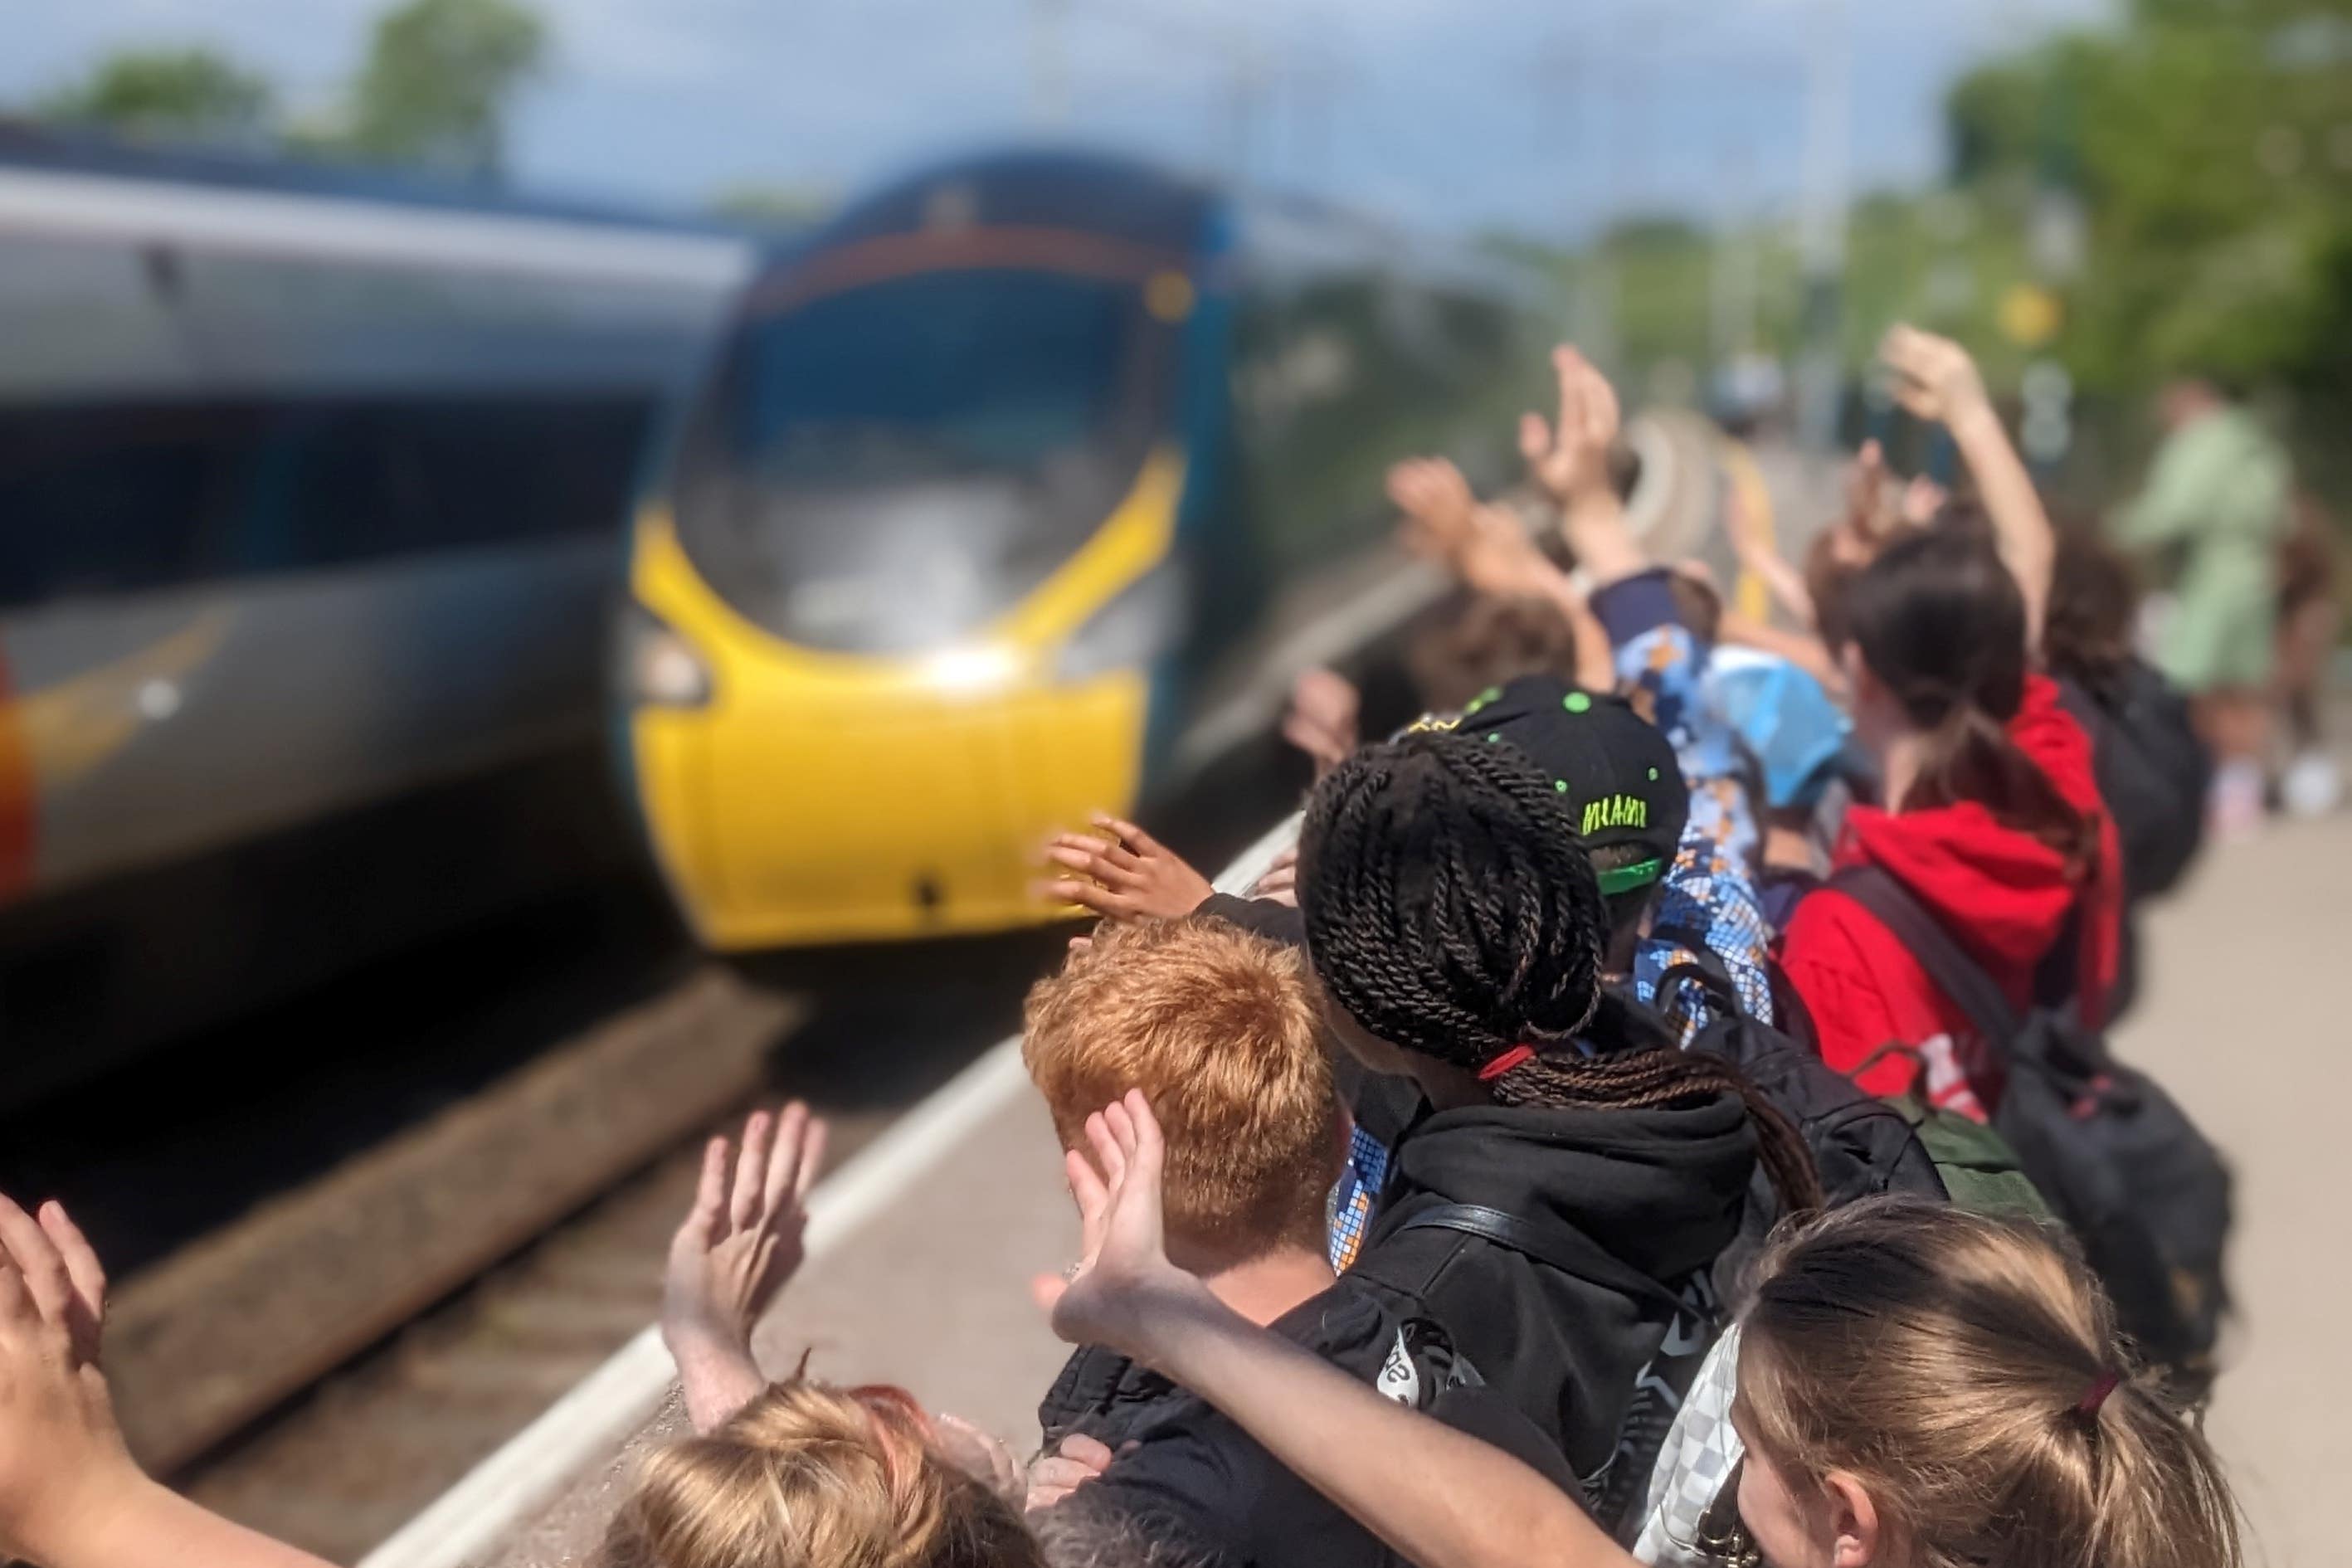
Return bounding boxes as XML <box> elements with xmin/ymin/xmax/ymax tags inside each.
<box><xmin>667</xmin><ymin>264</ymin><xmax>1181</xmax><ymax>655</ymax></box>
<box><xmin>0</xmin><ymin>403</ymin><xmax>247</xmax><ymax>606</ymax></box>
<box><xmin>0</xmin><ymin>395</ymin><xmax>653</xmax><ymax>610</ymax></box>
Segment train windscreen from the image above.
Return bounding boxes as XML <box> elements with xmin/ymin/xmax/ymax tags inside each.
<box><xmin>671</xmin><ymin>264</ymin><xmax>1178</xmax><ymax>655</ymax></box>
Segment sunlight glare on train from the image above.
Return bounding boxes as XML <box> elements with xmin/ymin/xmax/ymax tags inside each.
<box><xmin>918</xmin><ymin>644</ymin><xmax>1025</xmax><ymax>695</ymax></box>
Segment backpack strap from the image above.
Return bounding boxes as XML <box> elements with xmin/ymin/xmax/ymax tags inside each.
<box><xmin>1650</xmin><ymin>957</ymin><xmax>1744</xmax><ymax>1021</ymax></box>
<box><xmin>1828</xmin><ymin>865</ymin><xmax>2023</xmax><ymax>1052</ymax></box>
<box><xmin>1391</xmin><ymin>1202</ymin><xmax>1686</xmax><ymax>1320</ymax></box>
<box><xmin>1647</xmin><ymin>923</ymin><xmax>1750</xmax><ymax>1030</ymax></box>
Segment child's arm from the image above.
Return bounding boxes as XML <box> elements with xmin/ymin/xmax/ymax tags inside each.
<box><xmin>1721</xmin><ymin>476</ymin><xmax>1817</xmax><ymax>631</ymax></box>
<box><xmin>1460</xmin><ymin>504</ymin><xmax>1617</xmax><ymax>692</ymax></box>
<box><xmin>1039</xmin><ymin>815</ymin><xmax>1215</xmax><ymax>923</ymax></box>
<box><xmin>0</xmin><ymin>1198</ymin><xmax>343</xmax><ymax>1568</ymax></box>
<box><xmin>663</xmin><ymin>1103</ymin><xmax>829</xmax><ymax>1432</ymax></box>
<box><xmin>1521</xmin><ymin>345</ymin><xmax>1648</xmax><ymax>590</ymax></box>
<box><xmin>1386</xmin><ymin>457</ymin><xmax>1617</xmax><ymax>694</ymax></box>
<box><xmin>1712</xmin><ymin>603</ymin><xmax>1848</xmax><ymax>698</ymax></box>
<box><xmin>1880</xmin><ymin>324</ymin><xmax>2054</xmax><ymax>649</ymax></box>
<box><xmin>1039</xmin><ymin>1094</ymin><xmax>1639</xmax><ymax>1568</ymax></box>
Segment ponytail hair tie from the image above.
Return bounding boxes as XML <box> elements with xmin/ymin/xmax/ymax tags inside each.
<box><xmin>1478</xmin><ymin>1045</ymin><xmax>1536</xmax><ymax>1082</ymax></box>
<box><xmin>2075</xmin><ymin>1370</ymin><xmax>2121</xmax><ymax>1417</ymax></box>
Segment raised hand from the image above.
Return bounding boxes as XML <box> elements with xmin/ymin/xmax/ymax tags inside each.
<box><xmin>1037</xmin><ymin>815</ymin><xmax>1213</xmax><ymax>923</ymax></box>
<box><xmin>664</xmin><ymin>1103</ymin><xmax>828</xmax><ymax>1431</ymax></box>
<box><xmin>1881</xmin><ymin>322</ymin><xmax>2052</xmax><ymax>643</ymax></box>
<box><xmin>933</xmin><ymin>1413</ymin><xmax>1024</xmax><ymax>1502</ymax></box>
<box><xmin>1456</xmin><ymin>504</ymin><xmax>1556</xmax><ymax>599</ymax></box>
<box><xmin>1034</xmin><ymin>1093</ymin><xmax>1215</xmax><ymax>1366</ymax></box>
<box><xmin>1388</xmin><ymin>457</ymin><xmax>1478</xmax><ymax>562</ymax></box>
<box><xmin>1026</xmin><ymin>1431</ymin><xmax>1124</xmax><ymax>1511</ymax></box>
<box><xmin>1520</xmin><ymin>344</ymin><xmax>1621</xmax><ymax>507</ymax></box>
<box><xmin>0</xmin><ymin>1196</ymin><xmax>138</xmax><ymax>1565</ymax></box>
<box><xmin>1281</xmin><ymin>669</ymin><xmax>1361</xmax><ymax>782</ymax></box>
<box><xmin>1899</xmin><ymin>472</ymin><xmax>1950</xmax><ymax>528</ymax></box>
<box><xmin>1837</xmin><ymin>438</ymin><xmax>1895</xmax><ymax>553</ymax></box>
<box><xmin>1248</xmin><ymin>844</ymin><xmax>1300</xmax><ymax>907</ymax></box>
<box><xmin>1879</xmin><ymin>324</ymin><xmax>1989</xmax><ymax>428</ymax></box>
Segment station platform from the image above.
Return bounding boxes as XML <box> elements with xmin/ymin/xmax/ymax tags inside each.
<box><xmin>369</xmin><ymin>811</ymin><xmax>2345</xmax><ymax>1568</ymax></box>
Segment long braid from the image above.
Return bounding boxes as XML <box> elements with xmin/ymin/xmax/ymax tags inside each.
<box><xmin>1307</xmin><ymin>728</ymin><xmax>1815</xmax><ymax>1222</ymax></box>
<box><xmin>1300</xmin><ymin>730</ymin><xmax>1822</xmax><ymax>1220</ymax></box>
<box><xmin>1301</xmin><ymin>732</ymin><xmax>1607</xmax><ymax>1070</ymax></box>
<box><xmin>1490</xmin><ymin>1049</ymin><xmax>1825</xmax><ymax>1216</ymax></box>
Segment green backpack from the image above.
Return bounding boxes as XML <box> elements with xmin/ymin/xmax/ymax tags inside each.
<box><xmin>1886</xmin><ymin>1090</ymin><xmax>2053</xmax><ymax>1220</ymax></box>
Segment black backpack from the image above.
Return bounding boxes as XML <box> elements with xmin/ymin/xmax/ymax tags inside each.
<box><xmin>1833</xmin><ymin>866</ymin><xmax>2233</xmax><ymax>1386</ymax></box>
<box><xmin>1615</xmin><ymin>959</ymin><xmax>1946</xmax><ymax>1316</ymax></box>
<box><xmin>1385</xmin><ymin>1201</ymin><xmax>1716</xmax><ymax>1540</ymax></box>
<box><xmin>1639</xmin><ymin>949</ymin><xmax>1947</xmax><ymax>1213</ymax></box>
<box><xmin>2058</xmin><ymin>664</ymin><xmax>2210</xmax><ymax>903</ymax></box>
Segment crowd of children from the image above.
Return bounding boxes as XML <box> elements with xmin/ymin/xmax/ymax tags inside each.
<box><xmin>0</xmin><ymin>326</ymin><xmax>2273</xmax><ymax>1568</ymax></box>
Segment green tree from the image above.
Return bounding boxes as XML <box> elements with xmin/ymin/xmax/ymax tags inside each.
<box><xmin>706</xmin><ymin>183</ymin><xmax>837</xmax><ymax>231</ymax></box>
<box><xmin>1943</xmin><ymin>2</ymin><xmax>2352</xmax><ymax>498</ymax></box>
<box><xmin>338</xmin><ymin>0</ymin><xmax>548</xmax><ymax>174</ymax></box>
<box><xmin>36</xmin><ymin>46</ymin><xmax>275</xmax><ymax>144</ymax></box>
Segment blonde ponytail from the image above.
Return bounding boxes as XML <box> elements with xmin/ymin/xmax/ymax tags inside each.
<box><xmin>1736</xmin><ymin>1200</ymin><xmax>2241</xmax><ymax>1568</ymax></box>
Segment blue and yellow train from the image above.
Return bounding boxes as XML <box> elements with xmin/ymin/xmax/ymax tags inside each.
<box><xmin>614</xmin><ymin>150</ymin><xmax>1551</xmax><ymax>947</ymax></box>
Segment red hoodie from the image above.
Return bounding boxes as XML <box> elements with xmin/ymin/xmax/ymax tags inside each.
<box><xmin>1780</xmin><ymin>674</ymin><xmax>2121</xmax><ymax>1121</ymax></box>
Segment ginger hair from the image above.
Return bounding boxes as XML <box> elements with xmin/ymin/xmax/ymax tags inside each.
<box><xmin>1022</xmin><ymin>917</ymin><xmax>1339</xmax><ymax>1264</ymax></box>
<box><xmin>597</xmin><ymin>1381</ymin><xmax>1039</xmax><ymax>1568</ymax></box>
<box><xmin>1736</xmin><ymin>1199</ymin><xmax>2242</xmax><ymax>1568</ymax></box>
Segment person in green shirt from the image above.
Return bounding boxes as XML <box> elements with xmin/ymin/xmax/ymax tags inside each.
<box><xmin>2116</xmin><ymin>376</ymin><xmax>2292</xmax><ymax>837</ymax></box>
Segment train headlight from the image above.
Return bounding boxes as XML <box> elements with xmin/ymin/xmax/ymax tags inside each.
<box><xmin>1053</xmin><ymin>567</ymin><xmax>1186</xmax><ymax>685</ymax></box>
<box><xmin>621</xmin><ymin>603</ymin><xmax>715</xmax><ymax>709</ymax></box>
<box><xmin>918</xmin><ymin>645</ymin><xmax>1026</xmax><ymax>694</ymax></box>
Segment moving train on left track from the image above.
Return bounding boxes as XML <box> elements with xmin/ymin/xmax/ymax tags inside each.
<box><xmin>613</xmin><ymin>149</ymin><xmax>1556</xmax><ymax>950</ymax></box>
<box><xmin>0</xmin><ymin>124</ymin><xmax>755</xmax><ymax>1103</ymax></box>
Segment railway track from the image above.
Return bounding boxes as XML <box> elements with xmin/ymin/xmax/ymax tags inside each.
<box><xmin>16</xmin><ymin>892</ymin><xmax>1066</xmax><ymax>1565</ymax></box>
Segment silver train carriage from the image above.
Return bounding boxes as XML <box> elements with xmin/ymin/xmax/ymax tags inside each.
<box><xmin>0</xmin><ymin>124</ymin><xmax>755</xmax><ymax>1103</ymax></box>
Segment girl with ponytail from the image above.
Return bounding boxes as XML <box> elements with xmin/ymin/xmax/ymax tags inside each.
<box><xmin>1780</xmin><ymin>327</ymin><xmax>2121</xmax><ymax>1118</ymax></box>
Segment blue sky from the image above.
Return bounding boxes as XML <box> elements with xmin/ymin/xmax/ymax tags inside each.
<box><xmin>3</xmin><ymin>0</ymin><xmax>2114</xmax><ymax>235</ymax></box>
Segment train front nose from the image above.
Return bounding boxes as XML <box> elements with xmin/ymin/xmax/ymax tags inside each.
<box><xmin>628</xmin><ymin>616</ymin><xmax>1151</xmax><ymax>948</ymax></box>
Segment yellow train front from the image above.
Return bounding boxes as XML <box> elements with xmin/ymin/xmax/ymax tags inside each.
<box><xmin>613</xmin><ymin>150</ymin><xmax>1546</xmax><ymax>949</ymax></box>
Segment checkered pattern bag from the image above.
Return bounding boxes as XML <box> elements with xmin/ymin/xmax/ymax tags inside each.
<box><xmin>1632</xmin><ymin>1326</ymin><xmax>1744</xmax><ymax>1566</ymax></box>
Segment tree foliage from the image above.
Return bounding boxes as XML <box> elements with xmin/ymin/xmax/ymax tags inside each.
<box><xmin>36</xmin><ymin>46</ymin><xmax>274</xmax><ymax>144</ymax></box>
<box><xmin>1946</xmin><ymin>0</ymin><xmax>2352</xmax><ymax>490</ymax></box>
<box><xmin>23</xmin><ymin>0</ymin><xmax>550</xmax><ymax>180</ymax></box>
<box><xmin>706</xmin><ymin>183</ymin><xmax>838</xmax><ymax>231</ymax></box>
<box><xmin>338</xmin><ymin>0</ymin><xmax>549</xmax><ymax>173</ymax></box>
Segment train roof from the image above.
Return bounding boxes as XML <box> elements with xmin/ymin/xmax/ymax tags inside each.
<box><xmin>804</xmin><ymin>148</ymin><xmax>1215</xmax><ymax>257</ymax></box>
<box><xmin>773</xmin><ymin>145</ymin><xmax>1543</xmax><ymax>304</ymax></box>
<box><xmin>0</xmin><ymin>119</ymin><xmax>765</xmax><ymax>290</ymax></box>
<box><xmin>0</xmin><ymin>118</ymin><xmax>752</xmax><ymax>238</ymax></box>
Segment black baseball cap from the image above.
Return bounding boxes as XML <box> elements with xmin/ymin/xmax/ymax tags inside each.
<box><xmin>1427</xmin><ymin>674</ymin><xmax>1688</xmax><ymax>896</ymax></box>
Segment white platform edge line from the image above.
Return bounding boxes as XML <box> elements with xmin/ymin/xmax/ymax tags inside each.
<box><xmin>360</xmin><ymin>813</ymin><xmax>1305</xmax><ymax>1568</ymax></box>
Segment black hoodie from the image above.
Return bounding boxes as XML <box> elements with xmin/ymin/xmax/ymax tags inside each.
<box><xmin>1345</xmin><ymin>1083</ymin><xmax>1759</xmax><ymax>1531</ymax></box>
<box><xmin>1035</xmin><ymin>1278</ymin><xmax>1576</xmax><ymax>1568</ymax></box>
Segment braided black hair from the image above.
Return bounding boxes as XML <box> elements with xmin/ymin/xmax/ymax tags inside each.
<box><xmin>1300</xmin><ymin>729</ymin><xmax>1608</xmax><ymax>1069</ymax></box>
<box><xmin>1301</xmin><ymin>729</ymin><xmax>1822</xmax><ymax>1217</ymax></box>
<box><xmin>1493</xmin><ymin>1049</ymin><xmax>1825</xmax><ymax>1216</ymax></box>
